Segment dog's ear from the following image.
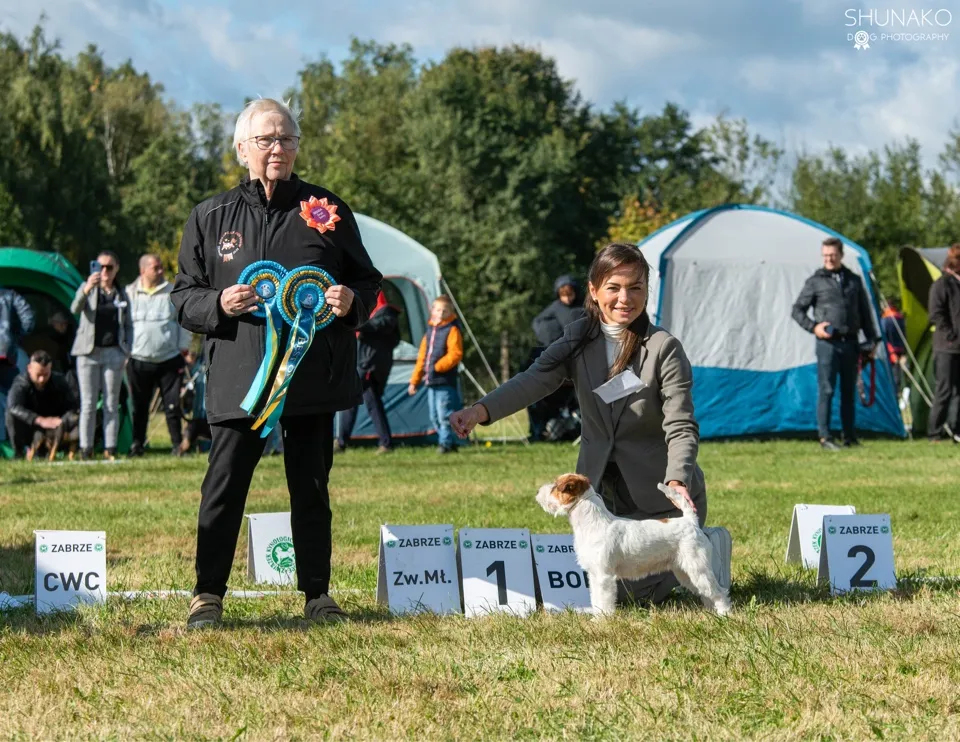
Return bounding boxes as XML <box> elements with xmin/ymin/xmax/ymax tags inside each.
<box><xmin>554</xmin><ymin>473</ymin><xmax>591</xmax><ymax>505</ymax></box>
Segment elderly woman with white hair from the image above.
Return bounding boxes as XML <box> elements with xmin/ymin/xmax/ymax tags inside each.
<box><xmin>172</xmin><ymin>98</ymin><xmax>382</xmax><ymax>628</ymax></box>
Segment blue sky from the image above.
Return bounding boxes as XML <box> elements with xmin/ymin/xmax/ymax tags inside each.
<box><xmin>2</xmin><ymin>0</ymin><xmax>959</xmax><ymax>171</ymax></box>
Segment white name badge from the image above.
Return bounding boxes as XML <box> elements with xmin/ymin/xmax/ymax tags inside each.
<box><xmin>531</xmin><ymin>534</ymin><xmax>591</xmax><ymax>613</ymax></box>
<box><xmin>593</xmin><ymin>368</ymin><xmax>647</xmax><ymax>404</ymax></box>
<box><xmin>458</xmin><ymin>528</ymin><xmax>537</xmax><ymax>617</ymax></box>
<box><xmin>246</xmin><ymin>512</ymin><xmax>296</xmax><ymax>585</ymax></box>
<box><xmin>34</xmin><ymin>530</ymin><xmax>107</xmax><ymax>614</ymax></box>
<box><xmin>376</xmin><ymin>524</ymin><xmax>461</xmax><ymax>615</ymax></box>
<box><xmin>785</xmin><ymin>504</ymin><xmax>856</xmax><ymax>569</ymax></box>
<box><xmin>817</xmin><ymin>514</ymin><xmax>897</xmax><ymax>594</ymax></box>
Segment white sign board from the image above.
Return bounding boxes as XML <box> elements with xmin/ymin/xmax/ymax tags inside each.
<box><xmin>246</xmin><ymin>512</ymin><xmax>296</xmax><ymax>585</ymax></box>
<box><xmin>376</xmin><ymin>524</ymin><xmax>461</xmax><ymax>615</ymax></box>
<box><xmin>531</xmin><ymin>534</ymin><xmax>591</xmax><ymax>613</ymax></box>
<box><xmin>785</xmin><ymin>504</ymin><xmax>856</xmax><ymax>569</ymax></box>
<box><xmin>458</xmin><ymin>528</ymin><xmax>537</xmax><ymax>617</ymax></box>
<box><xmin>818</xmin><ymin>514</ymin><xmax>896</xmax><ymax>594</ymax></box>
<box><xmin>34</xmin><ymin>530</ymin><xmax>106</xmax><ymax>614</ymax></box>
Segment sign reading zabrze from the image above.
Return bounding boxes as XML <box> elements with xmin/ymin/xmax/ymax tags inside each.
<box><xmin>34</xmin><ymin>530</ymin><xmax>107</xmax><ymax>614</ymax></box>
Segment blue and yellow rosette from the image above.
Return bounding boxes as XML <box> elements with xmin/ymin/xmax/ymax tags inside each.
<box><xmin>238</xmin><ymin>261</ymin><xmax>287</xmax><ymax>417</ymax></box>
<box><xmin>249</xmin><ymin>266</ymin><xmax>338</xmax><ymax>437</ymax></box>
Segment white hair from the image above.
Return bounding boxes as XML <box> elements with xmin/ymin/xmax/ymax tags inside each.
<box><xmin>233</xmin><ymin>97</ymin><xmax>302</xmax><ymax>166</ymax></box>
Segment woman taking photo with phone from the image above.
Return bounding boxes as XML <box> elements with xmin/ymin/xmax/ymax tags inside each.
<box><xmin>71</xmin><ymin>251</ymin><xmax>133</xmax><ymax>460</ymax></box>
<box><xmin>449</xmin><ymin>242</ymin><xmax>731</xmax><ymax>604</ymax></box>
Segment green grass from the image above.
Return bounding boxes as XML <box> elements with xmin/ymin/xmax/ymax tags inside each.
<box><xmin>1</xmin><ymin>439</ymin><xmax>959</xmax><ymax>740</ymax></box>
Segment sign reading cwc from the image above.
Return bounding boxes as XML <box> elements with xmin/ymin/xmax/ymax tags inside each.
<box><xmin>34</xmin><ymin>530</ymin><xmax>107</xmax><ymax>615</ymax></box>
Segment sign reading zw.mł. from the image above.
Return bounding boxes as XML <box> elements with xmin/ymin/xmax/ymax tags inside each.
<box><xmin>376</xmin><ymin>524</ymin><xmax>461</xmax><ymax>615</ymax></box>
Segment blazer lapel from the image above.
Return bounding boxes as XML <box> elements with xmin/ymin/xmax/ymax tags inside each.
<box><xmin>583</xmin><ymin>330</ymin><xmax>616</xmax><ymax>436</ymax></box>
<box><xmin>610</xmin><ymin>321</ymin><xmax>654</xmax><ymax>431</ymax></box>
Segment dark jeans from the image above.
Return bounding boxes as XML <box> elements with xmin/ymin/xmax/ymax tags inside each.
<box><xmin>816</xmin><ymin>337</ymin><xmax>859</xmax><ymax>441</ymax></box>
<box><xmin>337</xmin><ymin>377</ymin><xmax>392</xmax><ymax>449</ymax></box>
<box><xmin>0</xmin><ymin>362</ymin><xmax>17</xmax><ymax>443</ymax></box>
<box><xmin>5</xmin><ymin>412</ymin><xmax>79</xmax><ymax>457</ymax></box>
<box><xmin>128</xmin><ymin>355</ymin><xmax>185</xmax><ymax>448</ymax></box>
<box><xmin>194</xmin><ymin>413</ymin><xmax>335</xmax><ymax>601</ymax></box>
<box><xmin>928</xmin><ymin>352</ymin><xmax>960</xmax><ymax>439</ymax></box>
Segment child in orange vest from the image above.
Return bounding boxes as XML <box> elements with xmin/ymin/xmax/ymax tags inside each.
<box><xmin>408</xmin><ymin>296</ymin><xmax>463</xmax><ymax>452</ymax></box>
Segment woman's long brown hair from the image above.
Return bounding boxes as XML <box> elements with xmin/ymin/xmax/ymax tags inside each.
<box><xmin>539</xmin><ymin>243</ymin><xmax>651</xmax><ymax>379</ymax></box>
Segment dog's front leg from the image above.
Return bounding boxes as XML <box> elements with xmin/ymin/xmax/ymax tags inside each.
<box><xmin>588</xmin><ymin>572</ymin><xmax>618</xmax><ymax>618</ymax></box>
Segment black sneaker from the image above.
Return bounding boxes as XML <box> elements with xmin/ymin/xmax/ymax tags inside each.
<box><xmin>128</xmin><ymin>442</ymin><xmax>145</xmax><ymax>457</ymax></box>
<box><xmin>843</xmin><ymin>439</ymin><xmax>861</xmax><ymax>448</ymax></box>
<box><xmin>820</xmin><ymin>439</ymin><xmax>842</xmax><ymax>451</ymax></box>
<box><xmin>79</xmin><ymin>448</ymin><xmax>94</xmax><ymax>461</ymax></box>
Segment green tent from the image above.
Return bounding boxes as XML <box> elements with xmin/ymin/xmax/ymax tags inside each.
<box><xmin>897</xmin><ymin>246</ymin><xmax>954</xmax><ymax>435</ymax></box>
<box><xmin>0</xmin><ymin>247</ymin><xmax>132</xmax><ymax>457</ymax></box>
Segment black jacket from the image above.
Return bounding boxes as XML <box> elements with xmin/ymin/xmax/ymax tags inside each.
<box><xmin>791</xmin><ymin>267</ymin><xmax>879</xmax><ymax>341</ymax></box>
<box><xmin>928</xmin><ymin>271</ymin><xmax>960</xmax><ymax>353</ymax></box>
<box><xmin>171</xmin><ymin>175</ymin><xmax>382</xmax><ymax>423</ymax></box>
<box><xmin>356</xmin><ymin>305</ymin><xmax>401</xmax><ymax>388</ymax></box>
<box><xmin>532</xmin><ymin>275</ymin><xmax>586</xmax><ymax>347</ymax></box>
<box><xmin>5</xmin><ymin>371</ymin><xmax>79</xmax><ymax>427</ymax></box>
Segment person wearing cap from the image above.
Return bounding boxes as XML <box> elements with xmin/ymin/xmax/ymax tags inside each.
<box><xmin>4</xmin><ymin>350</ymin><xmax>80</xmax><ymax>458</ymax></box>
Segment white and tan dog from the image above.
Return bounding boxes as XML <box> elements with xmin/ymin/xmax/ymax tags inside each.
<box><xmin>536</xmin><ymin>473</ymin><xmax>731</xmax><ymax>617</ymax></box>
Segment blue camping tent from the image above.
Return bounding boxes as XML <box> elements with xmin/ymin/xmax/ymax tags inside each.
<box><xmin>637</xmin><ymin>204</ymin><xmax>904</xmax><ymax>439</ymax></box>
<box><xmin>337</xmin><ymin>214</ymin><xmax>448</xmax><ymax>444</ymax></box>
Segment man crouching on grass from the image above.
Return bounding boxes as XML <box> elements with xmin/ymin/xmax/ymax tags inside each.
<box><xmin>171</xmin><ymin>98</ymin><xmax>381</xmax><ymax>628</ymax></box>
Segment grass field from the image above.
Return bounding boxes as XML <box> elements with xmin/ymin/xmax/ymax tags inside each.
<box><xmin>1</xmin><ymin>438</ymin><xmax>959</xmax><ymax>740</ymax></box>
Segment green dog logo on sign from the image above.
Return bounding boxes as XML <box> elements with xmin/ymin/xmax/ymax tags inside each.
<box><xmin>266</xmin><ymin>536</ymin><xmax>296</xmax><ymax>574</ymax></box>
<box><xmin>40</xmin><ymin>544</ymin><xmax>48</xmax><ymax>553</ymax></box>
<box><xmin>519</xmin><ymin>540</ymin><xmax>528</xmax><ymax>549</ymax></box>
<box><xmin>536</xmin><ymin>545</ymin><xmax>545</xmax><ymax>553</ymax></box>
<box><xmin>463</xmin><ymin>540</ymin><xmax>473</xmax><ymax>549</ymax></box>
<box><xmin>95</xmin><ymin>544</ymin><xmax>104</xmax><ymax>552</ymax></box>
<box><xmin>386</xmin><ymin>540</ymin><xmax>397</xmax><ymax>548</ymax></box>
<box><xmin>443</xmin><ymin>537</ymin><xmax>452</xmax><ymax>546</ymax></box>
<box><xmin>812</xmin><ymin>528</ymin><xmax>822</xmax><ymax>554</ymax></box>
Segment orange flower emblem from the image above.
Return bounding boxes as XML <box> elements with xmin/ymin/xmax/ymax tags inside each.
<box><xmin>299</xmin><ymin>196</ymin><xmax>341</xmax><ymax>234</ymax></box>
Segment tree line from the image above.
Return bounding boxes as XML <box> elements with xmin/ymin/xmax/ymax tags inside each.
<box><xmin>2</xmin><ymin>25</ymin><xmax>960</xmax><ymax>375</ymax></box>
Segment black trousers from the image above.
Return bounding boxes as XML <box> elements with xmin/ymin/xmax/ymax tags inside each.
<box><xmin>816</xmin><ymin>337</ymin><xmax>859</xmax><ymax>441</ymax></box>
<box><xmin>195</xmin><ymin>413</ymin><xmax>335</xmax><ymax>600</ymax></box>
<box><xmin>928</xmin><ymin>352</ymin><xmax>960</xmax><ymax>439</ymax></box>
<box><xmin>128</xmin><ymin>355</ymin><xmax>184</xmax><ymax>447</ymax></box>
<box><xmin>337</xmin><ymin>377</ymin><xmax>392</xmax><ymax>449</ymax></box>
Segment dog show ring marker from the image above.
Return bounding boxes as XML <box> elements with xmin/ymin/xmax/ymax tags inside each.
<box><xmin>34</xmin><ymin>530</ymin><xmax>107</xmax><ymax>615</ymax></box>
<box><xmin>245</xmin><ymin>512</ymin><xmax>296</xmax><ymax>586</ymax></box>
<box><xmin>785</xmin><ymin>503</ymin><xmax>857</xmax><ymax>569</ymax></box>
<box><xmin>817</xmin><ymin>514</ymin><xmax>896</xmax><ymax>595</ymax></box>
<box><xmin>458</xmin><ymin>528</ymin><xmax>537</xmax><ymax>617</ymax></box>
<box><xmin>531</xmin><ymin>534</ymin><xmax>592</xmax><ymax>613</ymax></box>
<box><xmin>376</xmin><ymin>524</ymin><xmax>461</xmax><ymax>615</ymax></box>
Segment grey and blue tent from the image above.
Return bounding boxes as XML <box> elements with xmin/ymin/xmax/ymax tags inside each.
<box><xmin>637</xmin><ymin>204</ymin><xmax>904</xmax><ymax>439</ymax></box>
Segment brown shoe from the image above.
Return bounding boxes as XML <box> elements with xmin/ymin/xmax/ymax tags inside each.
<box><xmin>186</xmin><ymin>593</ymin><xmax>223</xmax><ymax>629</ymax></box>
<box><xmin>304</xmin><ymin>594</ymin><xmax>347</xmax><ymax>623</ymax></box>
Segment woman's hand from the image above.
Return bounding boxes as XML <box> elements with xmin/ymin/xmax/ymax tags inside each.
<box><xmin>325</xmin><ymin>285</ymin><xmax>355</xmax><ymax>318</ymax></box>
<box><xmin>449</xmin><ymin>404</ymin><xmax>489</xmax><ymax>438</ymax></box>
<box><xmin>407</xmin><ymin>383</ymin><xmax>417</xmax><ymax>396</ymax></box>
<box><xmin>667</xmin><ymin>480</ymin><xmax>697</xmax><ymax>514</ymax></box>
<box><xmin>220</xmin><ymin>285</ymin><xmax>260</xmax><ymax>317</ymax></box>
<box><xmin>83</xmin><ymin>273</ymin><xmax>101</xmax><ymax>295</ymax></box>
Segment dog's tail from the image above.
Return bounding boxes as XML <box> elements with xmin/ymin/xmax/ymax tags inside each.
<box><xmin>657</xmin><ymin>483</ymin><xmax>698</xmax><ymax>521</ymax></box>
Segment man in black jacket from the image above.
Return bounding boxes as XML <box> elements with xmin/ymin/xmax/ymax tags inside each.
<box><xmin>171</xmin><ymin>99</ymin><xmax>382</xmax><ymax>628</ymax></box>
<box><xmin>927</xmin><ymin>245</ymin><xmax>960</xmax><ymax>442</ymax></box>
<box><xmin>532</xmin><ymin>275</ymin><xmax>585</xmax><ymax>347</ymax></box>
<box><xmin>4</xmin><ymin>351</ymin><xmax>79</xmax><ymax>458</ymax></box>
<box><xmin>792</xmin><ymin>237</ymin><xmax>881</xmax><ymax>450</ymax></box>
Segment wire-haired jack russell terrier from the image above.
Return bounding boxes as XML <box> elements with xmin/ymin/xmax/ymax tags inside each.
<box><xmin>536</xmin><ymin>473</ymin><xmax>732</xmax><ymax>617</ymax></box>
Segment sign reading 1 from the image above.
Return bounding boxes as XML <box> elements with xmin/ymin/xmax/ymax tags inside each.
<box><xmin>459</xmin><ymin>528</ymin><xmax>537</xmax><ymax>617</ymax></box>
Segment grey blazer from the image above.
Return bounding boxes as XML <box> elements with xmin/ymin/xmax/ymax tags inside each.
<box><xmin>480</xmin><ymin>317</ymin><xmax>706</xmax><ymax>520</ymax></box>
<box><xmin>70</xmin><ymin>284</ymin><xmax>133</xmax><ymax>357</ymax></box>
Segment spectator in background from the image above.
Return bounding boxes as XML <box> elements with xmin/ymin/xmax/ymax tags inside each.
<box><xmin>4</xmin><ymin>350</ymin><xmax>79</xmax><ymax>458</ymax></box>
<box><xmin>126</xmin><ymin>254</ymin><xmax>192</xmax><ymax>457</ymax></box>
<box><xmin>408</xmin><ymin>295</ymin><xmax>463</xmax><ymax>454</ymax></box>
<box><xmin>0</xmin><ymin>285</ymin><xmax>36</xmax><ymax>422</ymax></box>
<box><xmin>927</xmin><ymin>244</ymin><xmax>960</xmax><ymax>443</ymax></box>
<box><xmin>791</xmin><ymin>237</ymin><xmax>881</xmax><ymax>451</ymax></box>
<box><xmin>528</xmin><ymin>275</ymin><xmax>585</xmax><ymax>441</ymax></box>
<box><xmin>71</xmin><ymin>250</ymin><xmax>133</xmax><ymax>461</ymax></box>
<box><xmin>336</xmin><ymin>290</ymin><xmax>401</xmax><ymax>454</ymax></box>
<box><xmin>880</xmin><ymin>303</ymin><xmax>907</xmax><ymax>390</ymax></box>
<box><xmin>178</xmin><ymin>349</ymin><xmax>212</xmax><ymax>455</ymax></box>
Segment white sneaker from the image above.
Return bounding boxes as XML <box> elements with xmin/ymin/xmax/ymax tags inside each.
<box><xmin>703</xmin><ymin>526</ymin><xmax>732</xmax><ymax>591</ymax></box>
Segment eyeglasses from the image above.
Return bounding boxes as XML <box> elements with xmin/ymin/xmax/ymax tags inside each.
<box><xmin>246</xmin><ymin>135</ymin><xmax>300</xmax><ymax>151</ymax></box>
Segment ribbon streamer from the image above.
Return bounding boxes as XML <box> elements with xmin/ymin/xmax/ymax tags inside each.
<box><xmin>250</xmin><ymin>266</ymin><xmax>338</xmax><ymax>437</ymax></box>
<box><xmin>238</xmin><ymin>261</ymin><xmax>287</xmax><ymax>415</ymax></box>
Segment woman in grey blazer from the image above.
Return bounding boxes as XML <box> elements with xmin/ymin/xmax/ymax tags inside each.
<box><xmin>71</xmin><ymin>251</ymin><xmax>133</xmax><ymax>459</ymax></box>
<box><xmin>451</xmin><ymin>243</ymin><xmax>727</xmax><ymax>604</ymax></box>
